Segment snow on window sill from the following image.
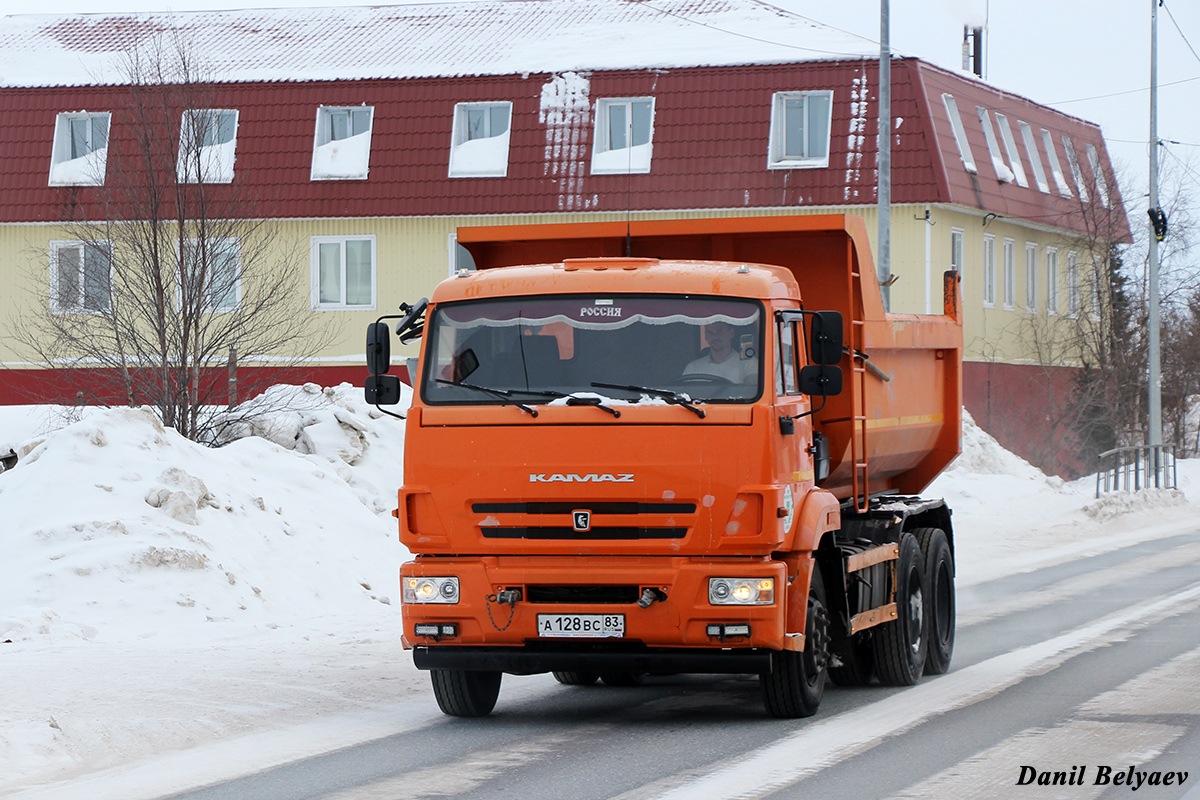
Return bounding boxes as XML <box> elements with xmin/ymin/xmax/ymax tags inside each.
<box><xmin>449</xmin><ymin>130</ymin><xmax>511</xmax><ymax>178</ymax></box>
<box><xmin>591</xmin><ymin>142</ymin><xmax>652</xmax><ymax>175</ymax></box>
<box><xmin>48</xmin><ymin>148</ymin><xmax>108</xmax><ymax>186</ymax></box>
<box><xmin>767</xmin><ymin>156</ymin><xmax>830</xmax><ymax>170</ymax></box>
<box><xmin>311</xmin><ymin>130</ymin><xmax>372</xmax><ymax>181</ymax></box>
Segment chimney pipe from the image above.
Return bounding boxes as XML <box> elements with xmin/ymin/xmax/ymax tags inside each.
<box><xmin>971</xmin><ymin>26</ymin><xmax>984</xmax><ymax>78</ymax></box>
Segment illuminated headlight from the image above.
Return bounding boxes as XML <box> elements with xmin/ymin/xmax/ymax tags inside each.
<box><xmin>708</xmin><ymin>578</ymin><xmax>775</xmax><ymax>605</ymax></box>
<box><xmin>404</xmin><ymin>577</ymin><xmax>460</xmax><ymax>604</ymax></box>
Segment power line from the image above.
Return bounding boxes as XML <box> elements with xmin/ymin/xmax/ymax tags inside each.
<box><xmin>1161</xmin><ymin>0</ymin><xmax>1200</xmax><ymax>67</ymax></box>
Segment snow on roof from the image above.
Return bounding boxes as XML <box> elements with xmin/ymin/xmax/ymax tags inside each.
<box><xmin>0</xmin><ymin>0</ymin><xmax>880</xmax><ymax>88</ymax></box>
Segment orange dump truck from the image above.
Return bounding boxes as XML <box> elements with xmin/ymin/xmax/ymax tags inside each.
<box><xmin>365</xmin><ymin>214</ymin><xmax>962</xmax><ymax>718</ymax></box>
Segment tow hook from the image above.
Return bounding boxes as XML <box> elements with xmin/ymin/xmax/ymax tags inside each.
<box><xmin>637</xmin><ymin>588</ymin><xmax>668</xmax><ymax>608</ymax></box>
<box><xmin>495</xmin><ymin>588</ymin><xmax>522</xmax><ymax>605</ymax></box>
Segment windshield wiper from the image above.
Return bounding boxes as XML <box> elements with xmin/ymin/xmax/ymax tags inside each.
<box><xmin>510</xmin><ymin>388</ymin><xmax>622</xmax><ymax>418</ymax></box>
<box><xmin>435</xmin><ymin>379</ymin><xmax>539</xmax><ymax>417</ymax></box>
<box><xmin>590</xmin><ymin>382</ymin><xmax>706</xmax><ymax>419</ymax></box>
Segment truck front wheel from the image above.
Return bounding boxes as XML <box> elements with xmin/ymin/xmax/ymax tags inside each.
<box><xmin>761</xmin><ymin>568</ymin><xmax>829</xmax><ymax>718</ymax></box>
<box><xmin>430</xmin><ymin>669</ymin><xmax>502</xmax><ymax>717</ymax></box>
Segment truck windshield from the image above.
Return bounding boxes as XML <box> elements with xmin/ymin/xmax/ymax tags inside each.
<box><xmin>421</xmin><ymin>294</ymin><xmax>763</xmax><ymax>406</ymax></box>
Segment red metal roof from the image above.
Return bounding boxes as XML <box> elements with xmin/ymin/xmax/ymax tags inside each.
<box><xmin>0</xmin><ymin>59</ymin><xmax>1127</xmax><ymax>239</ymax></box>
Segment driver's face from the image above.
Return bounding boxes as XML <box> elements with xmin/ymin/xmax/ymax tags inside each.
<box><xmin>705</xmin><ymin>323</ymin><xmax>734</xmax><ymax>344</ymax></box>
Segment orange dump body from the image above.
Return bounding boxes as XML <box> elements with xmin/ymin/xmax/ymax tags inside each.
<box><xmin>398</xmin><ymin>214</ymin><xmax>961</xmax><ymax>665</ymax></box>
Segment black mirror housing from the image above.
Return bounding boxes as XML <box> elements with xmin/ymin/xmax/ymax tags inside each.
<box><xmin>365</xmin><ymin>374</ymin><xmax>402</xmax><ymax>405</ymax></box>
<box><xmin>800</xmin><ymin>364</ymin><xmax>843</xmax><ymax>397</ymax></box>
<box><xmin>810</xmin><ymin>311</ymin><xmax>843</xmax><ymax>365</ymax></box>
<box><xmin>367</xmin><ymin>322</ymin><xmax>392</xmax><ymax>376</ymax></box>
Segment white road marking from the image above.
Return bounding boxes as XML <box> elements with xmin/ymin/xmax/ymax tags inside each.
<box><xmin>635</xmin><ymin>582</ymin><xmax>1200</xmax><ymax>800</ymax></box>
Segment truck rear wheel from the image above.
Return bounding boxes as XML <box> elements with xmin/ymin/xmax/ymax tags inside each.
<box><xmin>828</xmin><ymin>635</ymin><xmax>875</xmax><ymax>687</ymax></box>
<box><xmin>872</xmin><ymin>533</ymin><xmax>927</xmax><ymax>686</ymax></box>
<box><xmin>553</xmin><ymin>671</ymin><xmax>600</xmax><ymax>686</ymax></box>
<box><xmin>912</xmin><ymin>527</ymin><xmax>955</xmax><ymax>675</ymax></box>
<box><xmin>430</xmin><ymin>669</ymin><xmax>502</xmax><ymax>717</ymax></box>
<box><xmin>761</xmin><ymin>568</ymin><xmax>829</xmax><ymax>718</ymax></box>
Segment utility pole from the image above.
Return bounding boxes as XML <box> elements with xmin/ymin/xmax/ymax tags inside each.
<box><xmin>878</xmin><ymin>0</ymin><xmax>892</xmax><ymax>311</ymax></box>
<box><xmin>1148</xmin><ymin>0</ymin><xmax>1163</xmax><ymax>452</ymax></box>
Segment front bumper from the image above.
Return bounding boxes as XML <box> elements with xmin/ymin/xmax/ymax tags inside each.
<box><xmin>400</xmin><ymin>556</ymin><xmax>788</xmax><ymax>653</ymax></box>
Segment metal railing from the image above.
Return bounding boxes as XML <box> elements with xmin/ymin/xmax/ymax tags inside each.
<box><xmin>1095</xmin><ymin>444</ymin><xmax>1178</xmax><ymax>498</ymax></box>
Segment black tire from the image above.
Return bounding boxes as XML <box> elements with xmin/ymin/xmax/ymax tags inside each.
<box><xmin>872</xmin><ymin>533</ymin><xmax>927</xmax><ymax>686</ymax></box>
<box><xmin>828</xmin><ymin>634</ymin><xmax>875</xmax><ymax>687</ymax></box>
<box><xmin>552</xmin><ymin>671</ymin><xmax>600</xmax><ymax>686</ymax></box>
<box><xmin>761</xmin><ymin>567</ymin><xmax>830</xmax><ymax>718</ymax></box>
<box><xmin>430</xmin><ymin>669</ymin><xmax>502</xmax><ymax>717</ymax></box>
<box><xmin>912</xmin><ymin>527</ymin><xmax>955</xmax><ymax>675</ymax></box>
<box><xmin>599</xmin><ymin>672</ymin><xmax>645</xmax><ymax>687</ymax></box>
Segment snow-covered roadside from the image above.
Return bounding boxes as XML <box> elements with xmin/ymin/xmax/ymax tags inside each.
<box><xmin>1</xmin><ymin>395</ymin><xmax>1197</xmax><ymax>798</ymax></box>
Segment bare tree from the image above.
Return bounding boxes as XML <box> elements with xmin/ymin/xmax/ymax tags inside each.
<box><xmin>10</xmin><ymin>32</ymin><xmax>336</xmax><ymax>441</ymax></box>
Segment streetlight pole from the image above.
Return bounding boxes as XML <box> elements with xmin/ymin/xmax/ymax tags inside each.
<box><xmin>1148</xmin><ymin>0</ymin><xmax>1162</xmax><ymax>452</ymax></box>
<box><xmin>878</xmin><ymin>0</ymin><xmax>891</xmax><ymax>312</ymax></box>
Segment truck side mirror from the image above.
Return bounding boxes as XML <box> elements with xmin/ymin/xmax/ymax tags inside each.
<box><xmin>800</xmin><ymin>364</ymin><xmax>843</xmax><ymax>397</ymax></box>
<box><xmin>365</xmin><ymin>374</ymin><xmax>402</xmax><ymax>405</ymax></box>
<box><xmin>810</xmin><ymin>311</ymin><xmax>843</xmax><ymax>365</ymax></box>
<box><xmin>367</xmin><ymin>321</ymin><xmax>391</xmax><ymax>376</ymax></box>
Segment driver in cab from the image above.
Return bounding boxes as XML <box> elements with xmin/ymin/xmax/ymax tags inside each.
<box><xmin>682</xmin><ymin>321</ymin><xmax>755</xmax><ymax>384</ymax></box>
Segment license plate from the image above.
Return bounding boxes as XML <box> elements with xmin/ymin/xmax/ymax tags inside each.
<box><xmin>537</xmin><ymin>614</ymin><xmax>625</xmax><ymax>638</ymax></box>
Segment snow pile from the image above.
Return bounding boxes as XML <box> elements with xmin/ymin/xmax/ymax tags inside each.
<box><xmin>943</xmin><ymin>408</ymin><xmax>1051</xmax><ymax>482</ymax></box>
<box><xmin>0</xmin><ymin>384</ymin><xmax>410</xmax><ymax>646</ymax></box>
<box><xmin>1083</xmin><ymin>488</ymin><xmax>1190</xmax><ymax>522</ymax></box>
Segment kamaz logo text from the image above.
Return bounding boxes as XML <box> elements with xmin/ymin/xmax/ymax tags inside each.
<box><xmin>529</xmin><ymin>473</ymin><xmax>635</xmax><ymax>483</ymax></box>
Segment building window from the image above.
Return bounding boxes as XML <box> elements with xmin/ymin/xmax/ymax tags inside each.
<box><xmin>311</xmin><ymin>106</ymin><xmax>374</xmax><ymax>181</ymax></box>
<box><xmin>978</xmin><ymin>108</ymin><xmax>1013</xmax><ymax>183</ymax></box>
<box><xmin>994</xmin><ymin>113</ymin><xmax>1029</xmax><ymax>188</ymax></box>
<box><xmin>768</xmin><ymin>91</ymin><xmax>833</xmax><ymax>169</ymax></box>
<box><xmin>1002</xmin><ymin>238</ymin><xmax>1015</xmax><ymax>309</ymax></box>
<box><xmin>447</xmin><ymin>232</ymin><xmax>476</xmax><ymax>277</ymax></box>
<box><xmin>49</xmin><ymin>112</ymin><xmax>111</xmax><ymax>186</ymax></box>
<box><xmin>1046</xmin><ymin>247</ymin><xmax>1059</xmax><ymax>315</ymax></box>
<box><xmin>1061</xmin><ymin>136</ymin><xmax>1090</xmax><ymax>203</ymax></box>
<box><xmin>942</xmin><ymin>94</ymin><xmax>977</xmax><ymax>174</ymax></box>
<box><xmin>179</xmin><ymin>238</ymin><xmax>240</xmax><ymax>312</ymax></box>
<box><xmin>449</xmin><ymin>101</ymin><xmax>512</xmax><ymax>178</ymax></box>
<box><xmin>1025</xmin><ymin>243</ymin><xmax>1037</xmax><ymax>313</ymax></box>
<box><xmin>982</xmin><ymin>235</ymin><xmax>996</xmax><ymax>308</ymax></box>
<box><xmin>1086</xmin><ymin>144</ymin><xmax>1112</xmax><ymax>208</ymax></box>
<box><xmin>1090</xmin><ymin>257</ymin><xmax>1103</xmax><ymax>319</ymax></box>
<box><xmin>1018</xmin><ymin>120</ymin><xmax>1050</xmax><ymax>194</ymax></box>
<box><xmin>312</xmin><ymin>235</ymin><xmax>376</xmax><ymax>310</ymax></box>
<box><xmin>591</xmin><ymin>97</ymin><xmax>655</xmax><ymax>174</ymax></box>
<box><xmin>177</xmin><ymin>109</ymin><xmax>238</xmax><ymax>184</ymax></box>
<box><xmin>1066</xmin><ymin>250</ymin><xmax>1080</xmax><ymax>317</ymax></box>
<box><xmin>1040</xmin><ymin>129</ymin><xmax>1073</xmax><ymax>198</ymax></box>
<box><xmin>950</xmin><ymin>228</ymin><xmax>964</xmax><ymax>273</ymax></box>
<box><xmin>50</xmin><ymin>241</ymin><xmax>111</xmax><ymax>313</ymax></box>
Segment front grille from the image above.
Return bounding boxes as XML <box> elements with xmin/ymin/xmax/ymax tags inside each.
<box><xmin>472</xmin><ymin>501</ymin><xmax>696</xmax><ymax>514</ymax></box>
<box><xmin>481</xmin><ymin>527</ymin><xmax>687</xmax><ymax>539</ymax></box>
<box><xmin>526</xmin><ymin>585</ymin><xmax>641</xmax><ymax>604</ymax></box>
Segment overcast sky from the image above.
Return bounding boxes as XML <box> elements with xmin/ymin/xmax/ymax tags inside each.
<box><xmin>11</xmin><ymin>0</ymin><xmax>1200</xmax><ymax>209</ymax></box>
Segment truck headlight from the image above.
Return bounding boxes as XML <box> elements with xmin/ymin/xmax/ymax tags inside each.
<box><xmin>404</xmin><ymin>577</ymin><xmax>460</xmax><ymax>604</ymax></box>
<box><xmin>709</xmin><ymin>577</ymin><xmax>774</xmax><ymax>605</ymax></box>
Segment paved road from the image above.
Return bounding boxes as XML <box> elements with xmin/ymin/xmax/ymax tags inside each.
<box><xmin>167</xmin><ymin>524</ymin><xmax>1200</xmax><ymax>800</ymax></box>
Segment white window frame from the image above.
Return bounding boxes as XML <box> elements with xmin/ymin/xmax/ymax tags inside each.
<box><xmin>591</xmin><ymin>96</ymin><xmax>655</xmax><ymax>175</ymax></box>
<box><xmin>1061</xmin><ymin>136</ymin><xmax>1089</xmax><ymax>203</ymax></box>
<box><xmin>49</xmin><ymin>240</ymin><xmax>112</xmax><ymax>314</ymax></box>
<box><xmin>1002</xmin><ymin>238</ymin><xmax>1016</xmax><ymax>310</ymax></box>
<box><xmin>311</xmin><ymin>105</ymin><xmax>375</xmax><ymax>181</ymax></box>
<box><xmin>177</xmin><ymin>109</ymin><xmax>238</xmax><ymax>184</ymax></box>
<box><xmin>994</xmin><ymin>113</ymin><xmax>1029</xmax><ymax>188</ymax></box>
<box><xmin>1046</xmin><ymin>247</ymin><xmax>1060</xmax><ymax>316</ymax></box>
<box><xmin>49</xmin><ymin>111</ymin><xmax>111</xmax><ymax>187</ymax></box>
<box><xmin>1025</xmin><ymin>242</ymin><xmax>1038</xmax><ymax>314</ymax></box>
<box><xmin>311</xmin><ymin>235</ymin><xmax>377</xmax><ymax>311</ymax></box>
<box><xmin>1041</xmin><ymin>129</ymin><xmax>1073</xmax><ymax>197</ymax></box>
<box><xmin>1090</xmin><ymin>257</ymin><xmax>1103</xmax><ymax>320</ymax></box>
<box><xmin>448</xmin><ymin>101</ymin><xmax>513</xmax><ymax>178</ymax></box>
<box><xmin>978</xmin><ymin>108</ymin><xmax>1013</xmax><ymax>183</ymax></box>
<box><xmin>950</xmin><ymin>228</ymin><xmax>964</xmax><ymax>273</ymax></box>
<box><xmin>982</xmin><ymin>234</ymin><xmax>996</xmax><ymax>308</ymax></box>
<box><xmin>768</xmin><ymin>90</ymin><xmax>834</xmax><ymax>170</ymax></box>
<box><xmin>447</xmin><ymin>232</ymin><xmax>477</xmax><ymax>277</ymax></box>
<box><xmin>177</xmin><ymin>238</ymin><xmax>242</xmax><ymax>313</ymax></box>
<box><xmin>1086</xmin><ymin>144</ymin><xmax>1112</xmax><ymax>208</ymax></box>
<box><xmin>1066</xmin><ymin>250</ymin><xmax>1080</xmax><ymax>317</ymax></box>
<box><xmin>1019</xmin><ymin>120</ymin><xmax>1050</xmax><ymax>194</ymax></box>
<box><xmin>942</xmin><ymin>94</ymin><xmax>977</xmax><ymax>174</ymax></box>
